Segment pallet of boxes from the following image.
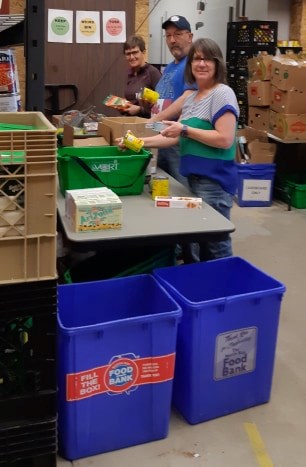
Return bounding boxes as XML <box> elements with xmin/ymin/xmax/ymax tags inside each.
<box><xmin>0</xmin><ymin>113</ymin><xmax>58</xmax><ymax>466</ymax></box>
<box><xmin>234</xmin><ymin>53</ymin><xmax>277</xmax><ymax>207</ymax></box>
<box><xmin>270</xmin><ymin>54</ymin><xmax>306</xmax><ymax>208</ymax></box>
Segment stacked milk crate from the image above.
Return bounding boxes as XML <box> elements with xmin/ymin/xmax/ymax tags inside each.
<box><xmin>226</xmin><ymin>20</ymin><xmax>278</xmax><ymax>127</ymax></box>
<box><xmin>0</xmin><ymin>113</ymin><xmax>58</xmax><ymax>466</ymax></box>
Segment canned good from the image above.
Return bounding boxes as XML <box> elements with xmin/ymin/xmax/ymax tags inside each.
<box><xmin>122</xmin><ymin>130</ymin><xmax>144</xmax><ymax>153</ymax></box>
<box><xmin>151</xmin><ymin>176</ymin><xmax>169</xmax><ymax>199</ymax></box>
<box><xmin>141</xmin><ymin>87</ymin><xmax>159</xmax><ymax>105</ymax></box>
<box><xmin>0</xmin><ymin>49</ymin><xmax>20</xmax><ymax>93</ymax></box>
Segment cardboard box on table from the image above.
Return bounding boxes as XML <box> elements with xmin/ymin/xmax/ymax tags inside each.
<box><xmin>247</xmin><ymin>81</ymin><xmax>271</xmax><ymax>106</ymax></box>
<box><xmin>270</xmin><ymin>86</ymin><xmax>306</xmax><ymax>114</ymax></box>
<box><xmin>271</xmin><ymin>56</ymin><xmax>306</xmax><ymax>92</ymax></box>
<box><xmin>62</xmin><ymin>124</ymin><xmax>111</xmax><ymax>148</ymax></box>
<box><xmin>248</xmin><ymin>107</ymin><xmax>270</xmax><ymax>132</ymax></box>
<box><xmin>99</xmin><ymin>117</ymin><xmax>158</xmax><ymax>174</ymax></box>
<box><xmin>247</xmin><ymin>54</ymin><xmax>273</xmax><ymax>81</ymax></box>
<box><xmin>269</xmin><ymin>110</ymin><xmax>306</xmax><ymax>141</ymax></box>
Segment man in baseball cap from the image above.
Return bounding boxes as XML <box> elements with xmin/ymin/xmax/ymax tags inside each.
<box><xmin>162</xmin><ymin>15</ymin><xmax>191</xmax><ymax>32</ymax></box>
<box><xmin>150</xmin><ymin>15</ymin><xmax>194</xmax><ymax>186</ymax></box>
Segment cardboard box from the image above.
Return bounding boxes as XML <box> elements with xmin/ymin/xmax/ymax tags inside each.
<box><xmin>247</xmin><ymin>54</ymin><xmax>273</xmax><ymax>81</ymax></box>
<box><xmin>236</xmin><ymin>127</ymin><xmax>276</xmax><ymax>164</ymax></box>
<box><xmin>62</xmin><ymin>123</ymin><xmax>111</xmax><ymax>147</ymax></box>
<box><xmin>154</xmin><ymin>196</ymin><xmax>202</xmax><ymax>208</ymax></box>
<box><xmin>247</xmin><ymin>141</ymin><xmax>276</xmax><ymax>164</ymax></box>
<box><xmin>247</xmin><ymin>81</ymin><xmax>271</xmax><ymax>106</ymax></box>
<box><xmin>271</xmin><ymin>56</ymin><xmax>306</xmax><ymax>92</ymax></box>
<box><xmin>270</xmin><ymin>86</ymin><xmax>306</xmax><ymax>114</ymax></box>
<box><xmin>248</xmin><ymin>107</ymin><xmax>270</xmax><ymax>132</ymax></box>
<box><xmin>98</xmin><ymin>116</ymin><xmax>156</xmax><ymax>144</ymax></box>
<box><xmin>99</xmin><ymin>117</ymin><xmax>157</xmax><ymax>174</ymax></box>
<box><xmin>65</xmin><ymin>187</ymin><xmax>122</xmax><ymax>232</ymax></box>
<box><xmin>269</xmin><ymin>110</ymin><xmax>306</xmax><ymax>141</ymax></box>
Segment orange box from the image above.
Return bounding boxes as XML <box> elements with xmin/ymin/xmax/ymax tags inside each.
<box><xmin>270</xmin><ymin>86</ymin><xmax>306</xmax><ymax>114</ymax></box>
<box><xmin>247</xmin><ymin>81</ymin><xmax>271</xmax><ymax>106</ymax></box>
<box><xmin>269</xmin><ymin>110</ymin><xmax>306</xmax><ymax>140</ymax></box>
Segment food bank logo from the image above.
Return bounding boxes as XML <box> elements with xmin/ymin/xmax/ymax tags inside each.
<box><xmin>66</xmin><ymin>352</ymin><xmax>176</xmax><ymax>401</ymax></box>
<box><xmin>105</xmin><ymin>355</ymin><xmax>139</xmax><ymax>395</ymax></box>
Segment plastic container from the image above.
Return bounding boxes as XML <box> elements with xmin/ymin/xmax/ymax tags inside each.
<box><xmin>153</xmin><ymin>257</ymin><xmax>286</xmax><ymax>424</ymax></box>
<box><xmin>236</xmin><ymin>163</ymin><xmax>276</xmax><ymax>207</ymax></box>
<box><xmin>57</xmin><ymin>146</ymin><xmax>152</xmax><ymax>196</ymax></box>
<box><xmin>57</xmin><ymin>274</ymin><xmax>182</xmax><ymax>460</ymax></box>
<box><xmin>278</xmin><ymin>174</ymin><xmax>306</xmax><ymax>209</ymax></box>
<box><xmin>227</xmin><ymin>21</ymin><xmax>278</xmax><ymax>48</ymax></box>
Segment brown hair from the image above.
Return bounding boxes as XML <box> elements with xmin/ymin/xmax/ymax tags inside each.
<box><xmin>123</xmin><ymin>35</ymin><xmax>146</xmax><ymax>53</ymax></box>
<box><xmin>184</xmin><ymin>38</ymin><xmax>227</xmax><ymax>85</ymax></box>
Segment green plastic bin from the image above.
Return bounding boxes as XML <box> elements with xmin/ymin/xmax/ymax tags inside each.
<box><xmin>57</xmin><ymin>146</ymin><xmax>152</xmax><ymax>196</ymax></box>
<box><xmin>275</xmin><ymin>173</ymin><xmax>306</xmax><ymax>209</ymax></box>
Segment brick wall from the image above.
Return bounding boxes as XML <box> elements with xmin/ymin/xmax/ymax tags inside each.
<box><xmin>290</xmin><ymin>0</ymin><xmax>306</xmax><ymax>49</ymax></box>
<box><xmin>135</xmin><ymin>0</ymin><xmax>149</xmax><ymax>55</ymax></box>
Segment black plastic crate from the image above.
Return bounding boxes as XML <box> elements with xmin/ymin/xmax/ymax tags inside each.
<box><xmin>0</xmin><ymin>307</ymin><xmax>56</xmax><ymax>398</ymax></box>
<box><xmin>0</xmin><ymin>280</ymin><xmax>57</xmax><ymax>313</ymax></box>
<box><xmin>226</xmin><ymin>46</ymin><xmax>276</xmax><ymax>70</ymax></box>
<box><xmin>0</xmin><ymin>417</ymin><xmax>57</xmax><ymax>466</ymax></box>
<box><xmin>0</xmin><ymin>390</ymin><xmax>57</xmax><ymax>424</ymax></box>
<box><xmin>227</xmin><ymin>21</ymin><xmax>278</xmax><ymax>48</ymax></box>
<box><xmin>238</xmin><ymin>104</ymin><xmax>248</xmax><ymax>126</ymax></box>
<box><xmin>0</xmin><ymin>453</ymin><xmax>57</xmax><ymax>467</ymax></box>
<box><xmin>227</xmin><ymin>71</ymin><xmax>248</xmax><ymax>95</ymax></box>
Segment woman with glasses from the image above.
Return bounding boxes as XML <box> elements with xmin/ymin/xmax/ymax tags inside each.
<box><xmin>121</xmin><ymin>35</ymin><xmax>161</xmax><ymax>118</ymax></box>
<box><xmin>137</xmin><ymin>38</ymin><xmax>240</xmax><ymax>261</ymax></box>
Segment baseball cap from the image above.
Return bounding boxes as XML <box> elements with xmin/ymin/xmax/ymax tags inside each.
<box><xmin>162</xmin><ymin>15</ymin><xmax>191</xmax><ymax>32</ymax></box>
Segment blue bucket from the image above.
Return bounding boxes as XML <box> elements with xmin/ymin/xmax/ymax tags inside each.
<box><xmin>57</xmin><ymin>274</ymin><xmax>182</xmax><ymax>460</ymax></box>
<box><xmin>236</xmin><ymin>163</ymin><xmax>276</xmax><ymax>207</ymax></box>
<box><xmin>154</xmin><ymin>257</ymin><xmax>286</xmax><ymax>424</ymax></box>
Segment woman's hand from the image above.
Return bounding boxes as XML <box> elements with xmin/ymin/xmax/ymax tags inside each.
<box><xmin>160</xmin><ymin>121</ymin><xmax>184</xmax><ymax>138</ymax></box>
<box><xmin>114</xmin><ymin>137</ymin><xmax>127</xmax><ymax>150</ymax></box>
<box><xmin>123</xmin><ymin>103</ymin><xmax>142</xmax><ymax>116</ymax></box>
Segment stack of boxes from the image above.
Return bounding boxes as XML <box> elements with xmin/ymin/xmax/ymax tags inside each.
<box><xmin>0</xmin><ymin>112</ymin><xmax>58</xmax><ymax>466</ymax></box>
<box><xmin>247</xmin><ymin>53</ymin><xmax>274</xmax><ymax>131</ymax></box>
<box><xmin>269</xmin><ymin>55</ymin><xmax>306</xmax><ymax>141</ymax></box>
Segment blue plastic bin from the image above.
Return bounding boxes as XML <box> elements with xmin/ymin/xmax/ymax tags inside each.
<box><xmin>236</xmin><ymin>163</ymin><xmax>276</xmax><ymax>207</ymax></box>
<box><xmin>57</xmin><ymin>274</ymin><xmax>182</xmax><ymax>460</ymax></box>
<box><xmin>153</xmin><ymin>257</ymin><xmax>286</xmax><ymax>424</ymax></box>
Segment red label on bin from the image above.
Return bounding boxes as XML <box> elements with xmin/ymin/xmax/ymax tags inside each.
<box><xmin>66</xmin><ymin>353</ymin><xmax>176</xmax><ymax>401</ymax></box>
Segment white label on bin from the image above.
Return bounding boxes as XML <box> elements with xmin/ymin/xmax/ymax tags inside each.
<box><xmin>242</xmin><ymin>179</ymin><xmax>271</xmax><ymax>201</ymax></box>
<box><xmin>91</xmin><ymin>160</ymin><xmax>119</xmax><ymax>173</ymax></box>
<box><xmin>214</xmin><ymin>327</ymin><xmax>257</xmax><ymax>380</ymax></box>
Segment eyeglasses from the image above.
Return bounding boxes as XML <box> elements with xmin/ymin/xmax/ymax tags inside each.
<box><xmin>164</xmin><ymin>31</ymin><xmax>189</xmax><ymax>40</ymax></box>
<box><xmin>192</xmin><ymin>56</ymin><xmax>213</xmax><ymax>64</ymax></box>
<box><xmin>124</xmin><ymin>50</ymin><xmax>141</xmax><ymax>58</ymax></box>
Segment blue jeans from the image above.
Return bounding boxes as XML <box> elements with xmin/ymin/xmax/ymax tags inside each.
<box><xmin>187</xmin><ymin>175</ymin><xmax>234</xmax><ymax>261</ymax></box>
<box><xmin>158</xmin><ymin>145</ymin><xmax>188</xmax><ymax>188</ymax></box>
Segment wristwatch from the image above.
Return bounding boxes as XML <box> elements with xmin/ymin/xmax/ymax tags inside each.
<box><xmin>180</xmin><ymin>124</ymin><xmax>188</xmax><ymax>138</ymax></box>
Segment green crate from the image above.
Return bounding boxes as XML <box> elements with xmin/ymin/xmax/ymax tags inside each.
<box><xmin>275</xmin><ymin>174</ymin><xmax>306</xmax><ymax>209</ymax></box>
<box><xmin>286</xmin><ymin>180</ymin><xmax>306</xmax><ymax>209</ymax></box>
<box><xmin>57</xmin><ymin>146</ymin><xmax>152</xmax><ymax>196</ymax></box>
<box><xmin>63</xmin><ymin>248</ymin><xmax>175</xmax><ymax>284</ymax></box>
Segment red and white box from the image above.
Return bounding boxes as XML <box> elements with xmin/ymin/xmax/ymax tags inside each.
<box><xmin>154</xmin><ymin>196</ymin><xmax>202</xmax><ymax>208</ymax></box>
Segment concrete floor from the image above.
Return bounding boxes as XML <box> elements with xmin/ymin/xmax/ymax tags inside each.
<box><xmin>58</xmin><ymin>200</ymin><xmax>306</xmax><ymax>467</ymax></box>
